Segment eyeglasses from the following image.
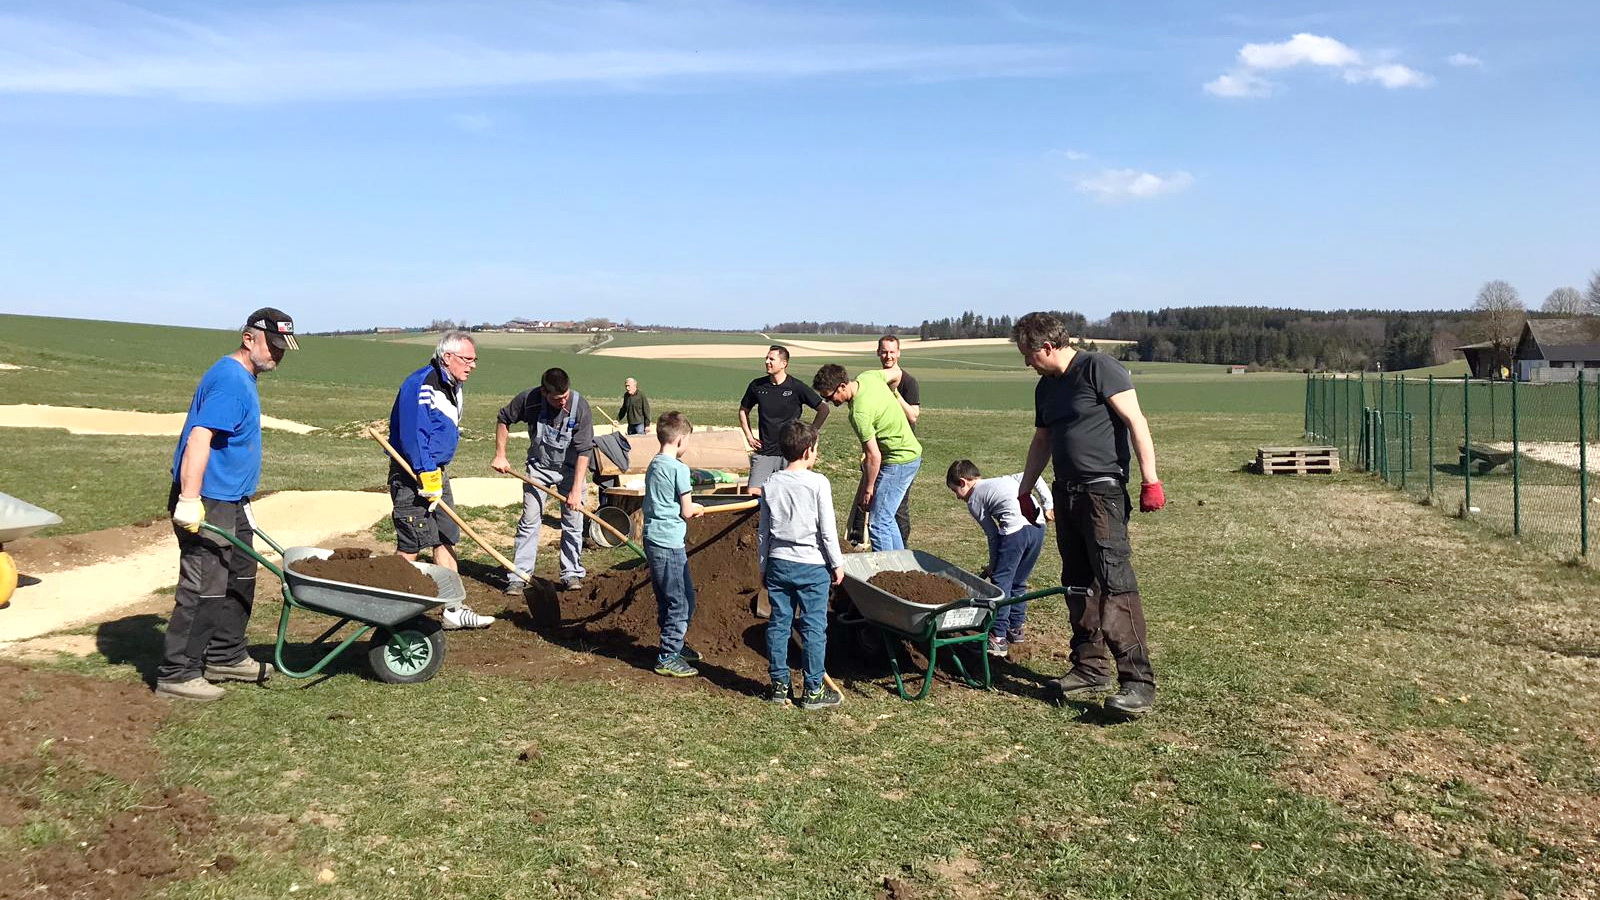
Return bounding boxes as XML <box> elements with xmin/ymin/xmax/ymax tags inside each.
<box><xmin>448</xmin><ymin>352</ymin><xmax>478</xmax><ymax>363</ymax></box>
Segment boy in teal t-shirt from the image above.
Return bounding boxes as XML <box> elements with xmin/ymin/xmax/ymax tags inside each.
<box><xmin>642</xmin><ymin>412</ymin><xmax>706</xmax><ymax>677</ymax></box>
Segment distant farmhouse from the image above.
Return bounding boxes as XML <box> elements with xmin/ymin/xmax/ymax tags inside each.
<box><xmin>1514</xmin><ymin>317</ymin><xmax>1600</xmax><ymax>382</ymax></box>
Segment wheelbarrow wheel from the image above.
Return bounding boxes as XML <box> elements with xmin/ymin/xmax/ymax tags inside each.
<box><xmin>368</xmin><ymin>617</ymin><xmax>446</xmax><ymax>684</ymax></box>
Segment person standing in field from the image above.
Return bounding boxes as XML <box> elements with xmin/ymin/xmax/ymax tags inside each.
<box><xmin>619</xmin><ymin>377</ymin><xmax>651</xmax><ymax>436</ymax></box>
<box><xmin>847</xmin><ymin>334</ymin><xmax>921</xmax><ymax>546</ymax></box>
<box><xmin>157</xmin><ymin>308</ymin><xmax>298</xmax><ymax>701</ymax></box>
<box><xmin>811</xmin><ymin>362</ymin><xmax>921</xmax><ymax>552</ymax></box>
<box><xmin>492</xmin><ymin>367</ymin><xmax>595</xmax><ymax>594</ymax></box>
<box><xmin>1013</xmin><ymin>311</ymin><xmax>1165</xmax><ymax>719</ymax></box>
<box><xmin>387</xmin><ymin>330</ymin><xmax>495</xmax><ymax>630</ymax></box>
<box><xmin>739</xmin><ymin>345</ymin><xmax>829</xmax><ymax>496</ymax></box>
<box><xmin>642</xmin><ymin>411</ymin><xmax>706</xmax><ymax>677</ymax></box>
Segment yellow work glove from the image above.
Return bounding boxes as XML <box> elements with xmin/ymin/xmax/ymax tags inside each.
<box><xmin>173</xmin><ymin>496</ymin><xmax>204</xmax><ymax>533</ymax></box>
<box><xmin>418</xmin><ymin>469</ymin><xmax>444</xmax><ymax>510</ymax></box>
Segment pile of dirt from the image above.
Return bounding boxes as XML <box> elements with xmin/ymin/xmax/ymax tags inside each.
<box><xmin>289</xmin><ymin>554</ymin><xmax>438</xmax><ymax>597</ymax></box>
<box><xmin>868</xmin><ymin>570</ymin><xmax>969</xmax><ymax>604</ymax></box>
<box><xmin>524</xmin><ymin>511</ymin><xmax>769</xmax><ymax>679</ymax></box>
<box><xmin>0</xmin><ymin>663</ymin><xmax>220</xmax><ymax>900</ymax></box>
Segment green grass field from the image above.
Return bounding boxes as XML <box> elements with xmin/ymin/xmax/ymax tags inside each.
<box><xmin>4</xmin><ymin>315</ymin><xmax>1598</xmax><ymax>899</ymax></box>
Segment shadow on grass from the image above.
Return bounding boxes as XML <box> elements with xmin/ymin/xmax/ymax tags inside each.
<box><xmin>96</xmin><ymin>613</ymin><xmax>166</xmax><ymax>685</ymax></box>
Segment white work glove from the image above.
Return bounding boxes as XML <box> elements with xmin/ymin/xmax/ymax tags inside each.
<box><xmin>173</xmin><ymin>496</ymin><xmax>204</xmax><ymax>533</ymax></box>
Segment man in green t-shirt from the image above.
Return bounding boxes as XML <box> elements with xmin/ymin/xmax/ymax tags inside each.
<box><xmin>811</xmin><ymin>364</ymin><xmax>922</xmax><ymax>551</ymax></box>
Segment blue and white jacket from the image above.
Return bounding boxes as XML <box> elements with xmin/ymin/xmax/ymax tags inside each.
<box><xmin>389</xmin><ymin>358</ymin><xmax>462</xmax><ymax>473</ymax></box>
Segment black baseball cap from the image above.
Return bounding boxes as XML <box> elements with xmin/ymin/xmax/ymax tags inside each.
<box><xmin>245</xmin><ymin>307</ymin><xmax>299</xmax><ymax>350</ymax></box>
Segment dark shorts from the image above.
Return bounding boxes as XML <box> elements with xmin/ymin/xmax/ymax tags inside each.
<box><xmin>390</xmin><ymin>468</ymin><xmax>459</xmax><ymax>553</ymax></box>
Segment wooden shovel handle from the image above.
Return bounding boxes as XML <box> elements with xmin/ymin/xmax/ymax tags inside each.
<box><xmin>696</xmin><ymin>499</ymin><xmax>758</xmax><ymax>516</ymax></box>
<box><xmin>501</xmin><ymin>468</ymin><xmax>647</xmax><ymax>560</ymax></box>
<box><xmin>364</xmin><ymin>429</ymin><xmax>530</xmax><ymax>583</ymax></box>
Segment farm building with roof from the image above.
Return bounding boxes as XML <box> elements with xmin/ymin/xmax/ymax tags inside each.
<box><xmin>1515</xmin><ymin>317</ymin><xmax>1600</xmax><ymax>382</ymax></box>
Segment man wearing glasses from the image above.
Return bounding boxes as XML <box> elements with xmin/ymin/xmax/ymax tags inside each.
<box><xmin>810</xmin><ymin>363</ymin><xmax>922</xmax><ymax>552</ymax></box>
<box><xmin>388</xmin><ymin>330</ymin><xmax>494</xmax><ymax>629</ymax></box>
<box><xmin>1012</xmin><ymin>311</ymin><xmax>1164</xmax><ymax>719</ymax></box>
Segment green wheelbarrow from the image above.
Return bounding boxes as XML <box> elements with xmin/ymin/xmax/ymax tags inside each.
<box><xmin>200</xmin><ymin>523</ymin><xmax>462</xmax><ymax>684</ymax></box>
<box><xmin>837</xmin><ymin>549</ymin><xmax>1084</xmax><ymax>701</ymax></box>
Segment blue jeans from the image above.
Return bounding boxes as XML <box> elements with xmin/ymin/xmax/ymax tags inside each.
<box><xmin>764</xmin><ymin>557</ymin><xmax>830</xmax><ymax>690</ymax></box>
<box><xmin>647</xmin><ymin>543</ymin><xmax>696</xmax><ymax>663</ymax></box>
<box><xmin>990</xmin><ymin>523</ymin><xmax>1044</xmax><ymax>636</ymax></box>
<box><xmin>628</xmin><ymin>422</ymin><xmax>648</xmax><ymax>435</ymax></box>
<box><xmin>869</xmin><ymin>458</ymin><xmax>922</xmax><ymax>551</ymax></box>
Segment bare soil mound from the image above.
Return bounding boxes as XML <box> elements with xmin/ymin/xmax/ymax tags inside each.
<box><xmin>0</xmin><ymin>663</ymin><xmax>220</xmax><ymax>900</ymax></box>
<box><xmin>289</xmin><ymin>554</ymin><xmax>438</xmax><ymax>597</ymax></box>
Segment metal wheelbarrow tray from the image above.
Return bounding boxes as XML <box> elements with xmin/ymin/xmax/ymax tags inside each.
<box><xmin>202</xmin><ymin>523</ymin><xmax>461</xmax><ymax>684</ymax></box>
<box><xmin>839</xmin><ymin>549</ymin><xmax>1074</xmax><ymax>701</ymax></box>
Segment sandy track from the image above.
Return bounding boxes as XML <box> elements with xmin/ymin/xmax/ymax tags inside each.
<box><xmin>0</xmin><ymin>477</ymin><xmax>531</xmax><ymax>648</ymax></box>
<box><xmin>0</xmin><ymin>404</ymin><xmax>319</xmax><ymax>435</ymax></box>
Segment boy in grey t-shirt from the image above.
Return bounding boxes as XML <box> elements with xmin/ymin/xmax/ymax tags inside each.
<box><xmin>643</xmin><ymin>412</ymin><xmax>706</xmax><ymax>677</ymax></box>
<box><xmin>757</xmin><ymin>421</ymin><xmax>844</xmax><ymax>709</ymax></box>
<box><xmin>946</xmin><ymin>460</ymin><xmax>1052</xmax><ymax>658</ymax></box>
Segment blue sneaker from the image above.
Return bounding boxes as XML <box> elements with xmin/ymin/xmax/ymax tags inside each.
<box><xmin>765</xmin><ymin>681</ymin><xmax>792</xmax><ymax>705</ymax></box>
<box><xmin>678</xmin><ymin>645</ymin><xmax>703</xmax><ymax>663</ymax></box>
<box><xmin>654</xmin><ymin>654</ymin><xmax>698</xmax><ymax>678</ymax></box>
<box><xmin>799</xmin><ymin>683</ymin><xmax>841</xmax><ymax>710</ymax></box>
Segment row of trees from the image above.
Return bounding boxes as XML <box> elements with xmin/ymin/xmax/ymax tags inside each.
<box><xmin>764</xmin><ymin>320</ymin><xmax>914</xmax><ymax>334</ymax></box>
<box><xmin>1473</xmin><ymin>270</ymin><xmax>1600</xmax><ymax>360</ymax></box>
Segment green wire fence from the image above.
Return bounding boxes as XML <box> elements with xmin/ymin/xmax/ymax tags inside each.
<box><xmin>1306</xmin><ymin>373</ymin><xmax>1597</xmax><ymax>559</ymax></box>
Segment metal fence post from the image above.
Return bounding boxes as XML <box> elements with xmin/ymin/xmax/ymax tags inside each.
<box><xmin>1463</xmin><ymin>375</ymin><xmax>1472</xmax><ymax>515</ymax></box>
<box><xmin>1581</xmin><ymin>376</ymin><xmax>1590</xmax><ymax>556</ymax></box>
<box><xmin>1511</xmin><ymin>375</ymin><xmax>1520</xmax><ymax>536</ymax></box>
<box><xmin>1427</xmin><ymin>375</ymin><xmax>1436</xmax><ymax>501</ymax></box>
<box><xmin>1398</xmin><ymin>375</ymin><xmax>1408</xmax><ymax>490</ymax></box>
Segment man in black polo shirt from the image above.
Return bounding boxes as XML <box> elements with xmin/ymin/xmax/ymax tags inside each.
<box><xmin>739</xmin><ymin>345</ymin><xmax>829</xmax><ymax>495</ymax></box>
<box><xmin>847</xmin><ymin>334</ymin><xmax>921</xmax><ymax>546</ymax></box>
<box><xmin>1013</xmin><ymin>311</ymin><xmax>1166</xmax><ymax>719</ymax></box>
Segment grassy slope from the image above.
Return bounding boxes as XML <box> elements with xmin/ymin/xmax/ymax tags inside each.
<box><xmin>5</xmin><ymin>316</ymin><xmax>1598</xmax><ymax>898</ymax></box>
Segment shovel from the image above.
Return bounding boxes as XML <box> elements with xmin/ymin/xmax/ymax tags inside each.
<box><xmin>365</xmin><ymin>429</ymin><xmax>531</xmax><ymax>584</ymax></box>
<box><xmin>501</xmin><ymin>468</ymin><xmax>649</xmax><ymax>562</ymax></box>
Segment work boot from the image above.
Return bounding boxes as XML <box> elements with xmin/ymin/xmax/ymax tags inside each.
<box><xmin>1047</xmin><ymin>670</ymin><xmax>1115</xmax><ymax>700</ymax></box>
<box><xmin>765</xmin><ymin>681</ymin><xmax>793</xmax><ymax>705</ymax></box>
<box><xmin>1103</xmin><ymin>682</ymin><xmax>1156</xmax><ymax>719</ymax></box>
<box><xmin>204</xmin><ymin>657</ymin><xmax>274</xmax><ymax>684</ymax></box>
<box><xmin>155</xmin><ymin>677</ymin><xmax>225</xmax><ymax>702</ymax></box>
<box><xmin>443</xmin><ymin>605</ymin><xmax>495</xmax><ymax>630</ymax></box>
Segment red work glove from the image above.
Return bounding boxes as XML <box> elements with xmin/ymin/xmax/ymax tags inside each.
<box><xmin>1139</xmin><ymin>481</ymin><xmax>1166</xmax><ymax>512</ymax></box>
<box><xmin>1017</xmin><ymin>492</ymin><xmax>1039</xmax><ymax>523</ymax></box>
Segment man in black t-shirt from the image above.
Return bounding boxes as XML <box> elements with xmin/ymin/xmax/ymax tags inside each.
<box><xmin>1013</xmin><ymin>312</ymin><xmax>1166</xmax><ymax>720</ymax></box>
<box><xmin>846</xmin><ymin>334</ymin><xmax>921</xmax><ymax>546</ymax></box>
<box><xmin>739</xmin><ymin>345</ymin><xmax>830</xmax><ymax>495</ymax></box>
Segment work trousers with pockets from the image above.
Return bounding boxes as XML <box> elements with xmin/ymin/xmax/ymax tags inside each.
<box><xmin>1052</xmin><ymin>481</ymin><xmax>1154</xmax><ymax>687</ymax></box>
<box><xmin>513</xmin><ymin>462</ymin><xmax>586</xmax><ymax>583</ymax></box>
<box><xmin>159</xmin><ymin>489</ymin><xmax>257</xmax><ymax>684</ymax></box>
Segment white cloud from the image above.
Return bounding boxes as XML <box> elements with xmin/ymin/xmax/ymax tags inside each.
<box><xmin>1061</xmin><ymin>149</ymin><xmax>1089</xmax><ymax>161</ymax></box>
<box><xmin>1204</xmin><ymin>70</ymin><xmax>1271</xmax><ymax>98</ymax></box>
<box><xmin>0</xmin><ymin>1</ymin><xmax>1086</xmax><ymax>102</ymax></box>
<box><xmin>1447</xmin><ymin>52</ymin><xmax>1483</xmax><ymax>67</ymax></box>
<box><xmin>1343</xmin><ymin>63</ymin><xmax>1432</xmax><ymax>89</ymax></box>
<box><xmin>1076</xmin><ymin>168</ymin><xmax>1193</xmax><ymax>203</ymax></box>
<box><xmin>1237</xmin><ymin>33</ymin><xmax>1360</xmax><ymax>70</ymax></box>
<box><xmin>1205</xmin><ymin>32</ymin><xmax>1433</xmax><ymax>98</ymax></box>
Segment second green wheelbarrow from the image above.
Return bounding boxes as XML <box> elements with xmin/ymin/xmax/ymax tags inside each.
<box><xmin>837</xmin><ymin>549</ymin><xmax>1083</xmax><ymax>701</ymax></box>
<box><xmin>201</xmin><ymin>523</ymin><xmax>462</xmax><ymax>684</ymax></box>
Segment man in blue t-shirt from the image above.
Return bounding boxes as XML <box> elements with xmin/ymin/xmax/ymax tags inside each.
<box><xmin>156</xmin><ymin>308</ymin><xmax>298</xmax><ymax>702</ymax></box>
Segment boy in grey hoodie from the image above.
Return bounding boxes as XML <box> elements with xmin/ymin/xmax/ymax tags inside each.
<box><xmin>946</xmin><ymin>459</ymin><xmax>1052</xmax><ymax>658</ymax></box>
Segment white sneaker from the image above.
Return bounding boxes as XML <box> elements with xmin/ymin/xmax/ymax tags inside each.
<box><xmin>443</xmin><ymin>605</ymin><xmax>495</xmax><ymax>630</ymax></box>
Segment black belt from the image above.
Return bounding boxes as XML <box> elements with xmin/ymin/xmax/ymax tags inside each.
<box><xmin>1054</xmin><ymin>478</ymin><xmax>1123</xmax><ymax>494</ymax></box>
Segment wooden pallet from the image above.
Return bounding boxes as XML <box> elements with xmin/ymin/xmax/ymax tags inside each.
<box><xmin>1256</xmin><ymin>446</ymin><xmax>1340</xmax><ymax>475</ymax></box>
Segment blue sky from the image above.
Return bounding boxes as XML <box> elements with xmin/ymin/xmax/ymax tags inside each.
<box><xmin>1</xmin><ymin>0</ymin><xmax>1596</xmax><ymax>332</ymax></box>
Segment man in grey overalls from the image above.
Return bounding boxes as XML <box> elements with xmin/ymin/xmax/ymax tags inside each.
<box><xmin>492</xmin><ymin>367</ymin><xmax>595</xmax><ymax>594</ymax></box>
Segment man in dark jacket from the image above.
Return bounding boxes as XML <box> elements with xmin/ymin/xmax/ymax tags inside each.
<box><xmin>619</xmin><ymin>377</ymin><xmax>651</xmax><ymax>435</ymax></box>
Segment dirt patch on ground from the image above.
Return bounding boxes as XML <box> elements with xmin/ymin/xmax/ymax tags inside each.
<box><xmin>1276</xmin><ymin>708</ymin><xmax>1600</xmax><ymax>890</ymax></box>
<box><xmin>0</xmin><ymin>403</ymin><xmax>318</xmax><ymax>435</ymax></box>
<box><xmin>867</xmin><ymin>571</ymin><xmax>969</xmax><ymax>604</ymax></box>
<box><xmin>288</xmin><ymin>554</ymin><xmax>439</xmax><ymax>597</ymax></box>
<box><xmin>0</xmin><ymin>663</ymin><xmax>221</xmax><ymax>900</ymax></box>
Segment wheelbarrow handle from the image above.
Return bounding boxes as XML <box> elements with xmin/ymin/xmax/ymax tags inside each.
<box><xmin>994</xmin><ymin>585</ymin><xmax>1088</xmax><ymax>609</ymax></box>
<box><xmin>199</xmin><ymin>522</ymin><xmax>286</xmax><ymax>581</ymax></box>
